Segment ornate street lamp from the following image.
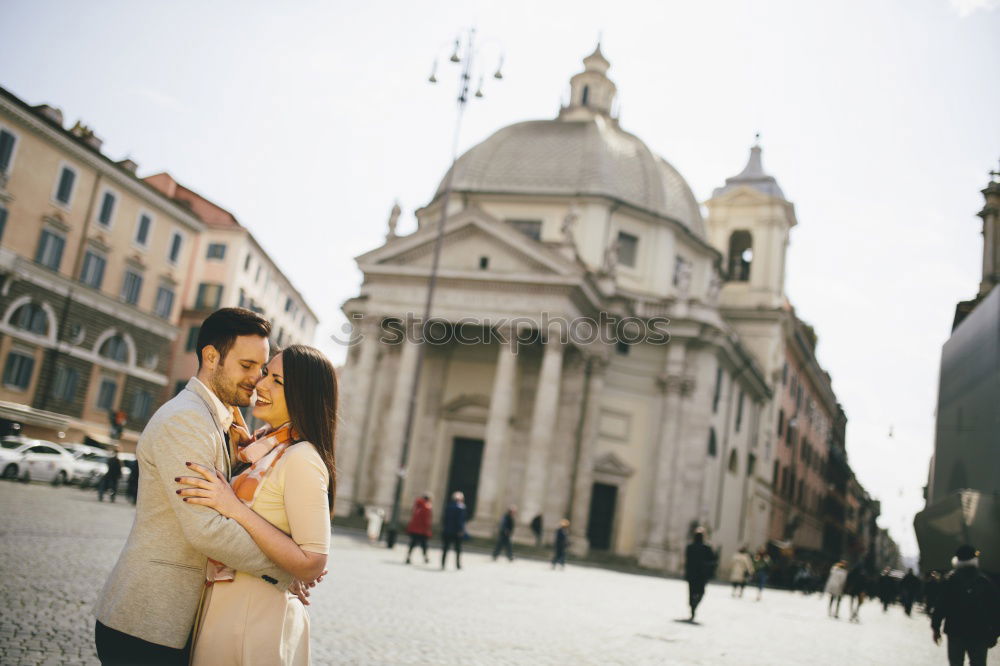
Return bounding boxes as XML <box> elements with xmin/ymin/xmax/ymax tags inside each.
<box><xmin>384</xmin><ymin>29</ymin><xmax>504</xmax><ymax>547</ymax></box>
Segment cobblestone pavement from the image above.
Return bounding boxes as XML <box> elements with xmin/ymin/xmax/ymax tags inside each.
<box><xmin>2</xmin><ymin>481</ymin><xmax>998</xmax><ymax>665</ymax></box>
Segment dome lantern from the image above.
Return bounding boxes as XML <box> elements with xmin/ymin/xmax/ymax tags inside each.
<box><xmin>560</xmin><ymin>43</ymin><xmax>617</xmax><ymax>119</ymax></box>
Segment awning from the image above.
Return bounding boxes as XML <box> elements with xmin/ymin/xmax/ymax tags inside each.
<box><xmin>0</xmin><ymin>401</ymin><xmax>71</xmax><ymax>430</ymax></box>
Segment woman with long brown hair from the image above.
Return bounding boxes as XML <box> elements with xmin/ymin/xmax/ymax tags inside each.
<box><xmin>175</xmin><ymin>344</ymin><xmax>337</xmax><ymax>665</ymax></box>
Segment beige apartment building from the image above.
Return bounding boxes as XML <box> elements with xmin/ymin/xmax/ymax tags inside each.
<box><xmin>0</xmin><ymin>86</ymin><xmax>201</xmax><ymax>448</ymax></box>
<box><xmin>0</xmin><ymin>85</ymin><xmax>317</xmax><ymax>450</ymax></box>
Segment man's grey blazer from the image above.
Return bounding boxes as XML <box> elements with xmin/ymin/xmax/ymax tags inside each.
<box><xmin>95</xmin><ymin>378</ymin><xmax>292</xmax><ymax>649</ymax></box>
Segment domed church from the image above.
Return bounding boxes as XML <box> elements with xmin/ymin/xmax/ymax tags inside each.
<box><xmin>337</xmin><ymin>46</ymin><xmax>800</xmax><ymax>572</ymax></box>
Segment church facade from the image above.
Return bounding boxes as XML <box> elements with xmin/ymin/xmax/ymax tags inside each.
<box><xmin>335</xmin><ymin>47</ymin><xmax>831</xmax><ymax>574</ymax></box>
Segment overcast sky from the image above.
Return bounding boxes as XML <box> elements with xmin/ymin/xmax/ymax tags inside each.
<box><xmin>3</xmin><ymin>0</ymin><xmax>998</xmax><ymax>557</ymax></box>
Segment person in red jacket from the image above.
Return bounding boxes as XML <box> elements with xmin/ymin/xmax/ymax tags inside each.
<box><xmin>404</xmin><ymin>493</ymin><xmax>433</xmax><ymax>565</ymax></box>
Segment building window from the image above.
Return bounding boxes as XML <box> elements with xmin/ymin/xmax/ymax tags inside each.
<box><xmin>99</xmin><ymin>335</ymin><xmax>129</xmax><ymax>363</ymax></box>
<box><xmin>581</xmin><ymin>84</ymin><xmax>590</xmax><ymax>106</ymax></box>
<box><xmin>727</xmin><ymin>230</ymin><xmax>753</xmax><ymax>281</ymax></box>
<box><xmin>712</xmin><ymin>364</ymin><xmax>723</xmax><ymax>414</ymax></box>
<box><xmin>782</xmin><ymin>363</ymin><xmax>788</xmax><ymax>385</ymax></box>
<box><xmin>0</xmin><ymin>205</ymin><xmax>7</xmax><ymax>245</ymax></box>
<box><xmin>50</xmin><ymin>364</ymin><xmax>79</xmax><ymax>402</ymax></box>
<box><xmin>777</xmin><ymin>409</ymin><xmax>785</xmax><ymax>437</ymax></box>
<box><xmin>2</xmin><ymin>349</ymin><xmax>34</xmax><ymax>390</ymax></box>
<box><xmin>195</xmin><ymin>283</ymin><xmax>223</xmax><ymax>309</ymax></box>
<box><xmin>707</xmin><ymin>429</ymin><xmax>717</xmax><ymax>457</ymax></box>
<box><xmin>79</xmin><ymin>251</ymin><xmax>106</xmax><ymax>289</ymax></box>
<box><xmin>0</xmin><ymin>128</ymin><xmax>17</xmax><ymax>175</ymax></box>
<box><xmin>285</xmin><ymin>297</ymin><xmax>295</xmax><ymax>313</ymax></box>
<box><xmin>96</xmin><ymin>377</ymin><xmax>117</xmax><ymax>411</ymax></box>
<box><xmin>54</xmin><ymin>165</ymin><xmax>76</xmax><ymax>206</ymax></box>
<box><xmin>479</xmin><ymin>256</ymin><xmax>489</xmax><ymax>270</ymax></box>
<box><xmin>507</xmin><ymin>219</ymin><xmax>542</xmax><ymax>241</ymax></box>
<box><xmin>154</xmin><ymin>286</ymin><xmax>175</xmax><ymax>319</ymax></box>
<box><xmin>120</xmin><ymin>270</ymin><xmax>143</xmax><ymax>305</ymax></box>
<box><xmin>615</xmin><ymin>340</ymin><xmax>630</xmax><ymax>355</ymax></box>
<box><xmin>135</xmin><ymin>213</ymin><xmax>152</xmax><ymax>247</ymax></box>
<box><xmin>747</xmin><ymin>452</ymin><xmax>756</xmax><ymax>477</ymax></box>
<box><xmin>728</xmin><ymin>450</ymin><xmax>739</xmax><ymax>474</ymax></box>
<box><xmin>35</xmin><ymin>229</ymin><xmax>66</xmax><ymax>271</ymax></box>
<box><xmin>735</xmin><ymin>390</ymin><xmax>745</xmax><ymax>432</ymax></box>
<box><xmin>97</xmin><ymin>191</ymin><xmax>116</xmax><ymax>227</ymax></box>
<box><xmin>616</xmin><ymin>232</ymin><xmax>638</xmax><ymax>268</ymax></box>
<box><xmin>168</xmin><ymin>232</ymin><xmax>183</xmax><ymax>264</ymax></box>
<box><xmin>185</xmin><ymin>326</ymin><xmax>200</xmax><ymax>352</ymax></box>
<box><xmin>206</xmin><ymin>243</ymin><xmax>227</xmax><ymax>260</ymax></box>
<box><xmin>244</xmin><ymin>253</ymin><xmax>252</xmax><ymax>271</ymax></box>
<box><xmin>772</xmin><ymin>460</ymin><xmax>780</xmax><ymax>489</ymax></box>
<box><xmin>238</xmin><ymin>288</ymin><xmax>247</xmax><ymax>309</ymax></box>
<box><xmin>130</xmin><ymin>389</ymin><xmax>152</xmax><ymax>421</ymax></box>
<box><xmin>11</xmin><ymin>303</ymin><xmax>49</xmax><ymax>336</ymax></box>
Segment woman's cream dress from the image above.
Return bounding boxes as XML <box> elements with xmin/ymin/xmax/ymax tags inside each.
<box><xmin>192</xmin><ymin>442</ymin><xmax>330</xmax><ymax>666</ymax></box>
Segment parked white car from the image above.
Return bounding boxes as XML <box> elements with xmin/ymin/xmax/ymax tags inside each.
<box><xmin>63</xmin><ymin>443</ymin><xmax>110</xmax><ymax>488</ymax></box>
<box><xmin>0</xmin><ymin>437</ymin><xmax>76</xmax><ymax>485</ymax></box>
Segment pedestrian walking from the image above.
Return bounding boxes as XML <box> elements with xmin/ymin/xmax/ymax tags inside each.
<box><xmin>124</xmin><ymin>458</ymin><xmax>139</xmax><ymax>505</ymax></box>
<box><xmin>404</xmin><ymin>493</ymin><xmax>433</xmax><ymax>565</ymax></box>
<box><xmin>551</xmin><ymin>519</ymin><xmax>569</xmax><ymax>569</ymax></box>
<box><xmin>365</xmin><ymin>506</ymin><xmax>385</xmax><ymax>544</ymax></box>
<box><xmin>530</xmin><ymin>514</ymin><xmax>543</xmax><ymax>548</ymax></box>
<box><xmin>925</xmin><ymin>571</ymin><xmax>943</xmax><ymax>616</ymax></box>
<box><xmin>684</xmin><ymin>528</ymin><xmax>716</xmax><ymax>622</ymax></box>
<box><xmin>902</xmin><ymin>568</ymin><xmax>922</xmax><ymax>617</ymax></box>
<box><xmin>98</xmin><ymin>449</ymin><xmax>122</xmax><ymax>502</ymax></box>
<box><xmin>878</xmin><ymin>568</ymin><xmax>897</xmax><ymax>612</ymax></box>
<box><xmin>441</xmin><ymin>491</ymin><xmax>467</xmax><ymax>570</ymax></box>
<box><xmin>931</xmin><ymin>545</ymin><xmax>1000</xmax><ymax>666</ymax></box>
<box><xmin>492</xmin><ymin>506</ymin><xmax>516</xmax><ymax>562</ymax></box>
<box><xmin>752</xmin><ymin>548</ymin><xmax>771</xmax><ymax>601</ymax></box>
<box><xmin>824</xmin><ymin>561</ymin><xmax>848</xmax><ymax>618</ymax></box>
<box><xmin>729</xmin><ymin>547</ymin><xmax>754</xmax><ymax>598</ymax></box>
<box><xmin>845</xmin><ymin>564</ymin><xmax>868</xmax><ymax>623</ymax></box>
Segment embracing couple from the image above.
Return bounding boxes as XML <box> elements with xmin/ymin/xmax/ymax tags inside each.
<box><xmin>94</xmin><ymin>308</ymin><xmax>338</xmax><ymax>666</ymax></box>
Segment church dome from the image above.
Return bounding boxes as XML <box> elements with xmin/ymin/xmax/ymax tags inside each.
<box><xmin>434</xmin><ymin>47</ymin><xmax>706</xmax><ymax>239</ymax></box>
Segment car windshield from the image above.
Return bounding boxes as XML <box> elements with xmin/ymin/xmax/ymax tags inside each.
<box><xmin>1</xmin><ymin>440</ymin><xmax>25</xmax><ymax>450</ymax></box>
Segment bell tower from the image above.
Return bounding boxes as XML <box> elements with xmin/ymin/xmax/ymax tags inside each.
<box><xmin>705</xmin><ymin>142</ymin><xmax>797</xmax><ymax>310</ymax></box>
<box><xmin>978</xmin><ymin>168</ymin><xmax>1000</xmax><ymax>299</ymax></box>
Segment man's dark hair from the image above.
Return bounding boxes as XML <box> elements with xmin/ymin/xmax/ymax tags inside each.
<box><xmin>196</xmin><ymin>308</ymin><xmax>271</xmax><ymax>368</ymax></box>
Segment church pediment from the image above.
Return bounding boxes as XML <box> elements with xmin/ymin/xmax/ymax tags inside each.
<box><xmin>593</xmin><ymin>451</ymin><xmax>635</xmax><ymax>477</ymax></box>
<box><xmin>357</xmin><ymin>209</ymin><xmax>581</xmax><ymax>279</ymax></box>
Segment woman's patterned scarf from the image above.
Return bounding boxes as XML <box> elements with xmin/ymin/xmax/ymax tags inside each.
<box><xmin>205</xmin><ymin>413</ymin><xmax>299</xmax><ymax>585</ymax></box>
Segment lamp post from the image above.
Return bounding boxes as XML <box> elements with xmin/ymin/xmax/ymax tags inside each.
<box><xmin>384</xmin><ymin>29</ymin><xmax>503</xmax><ymax>547</ymax></box>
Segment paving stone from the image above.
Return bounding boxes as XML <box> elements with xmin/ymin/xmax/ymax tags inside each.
<box><xmin>2</xmin><ymin>481</ymin><xmax>997</xmax><ymax>665</ymax></box>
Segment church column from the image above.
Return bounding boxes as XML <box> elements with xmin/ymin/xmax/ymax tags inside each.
<box><xmin>637</xmin><ymin>344</ymin><xmax>693</xmax><ymax>570</ymax></box>
<box><xmin>373</xmin><ymin>335</ymin><xmax>421</xmax><ymax>509</ymax></box>
<box><xmin>569</xmin><ymin>353</ymin><xmax>608</xmax><ymax>556</ymax></box>
<box><xmin>334</xmin><ymin>318</ymin><xmax>381</xmax><ymax>516</ymax></box>
<box><xmin>472</xmin><ymin>338</ymin><xmax>518</xmax><ymax>527</ymax></box>
<box><xmin>519</xmin><ymin>329</ymin><xmax>565</xmax><ymax>525</ymax></box>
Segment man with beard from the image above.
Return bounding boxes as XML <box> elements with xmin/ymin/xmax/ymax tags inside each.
<box><xmin>94</xmin><ymin>308</ymin><xmax>302</xmax><ymax>665</ymax></box>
